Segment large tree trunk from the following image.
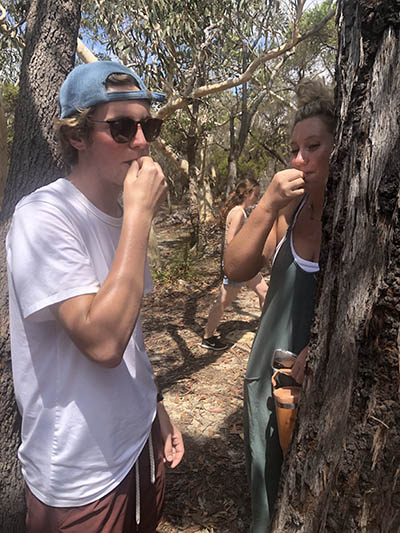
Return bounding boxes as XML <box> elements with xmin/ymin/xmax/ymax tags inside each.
<box><xmin>0</xmin><ymin>1</ymin><xmax>81</xmax><ymax>530</ymax></box>
<box><xmin>273</xmin><ymin>1</ymin><xmax>400</xmax><ymax>532</ymax></box>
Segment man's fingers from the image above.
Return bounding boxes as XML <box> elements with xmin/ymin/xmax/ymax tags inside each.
<box><xmin>163</xmin><ymin>434</ymin><xmax>174</xmax><ymax>463</ymax></box>
<box><xmin>163</xmin><ymin>429</ymin><xmax>184</xmax><ymax>468</ymax></box>
<box><xmin>168</xmin><ymin>439</ymin><xmax>184</xmax><ymax>468</ymax></box>
<box><xmin>126</xmin><ymin>159</ymin><xmax>139</xmax><ymax>178</ymax></box>
<box><xmin>169</xmin><ymin>451</ymin><xmax>183</xmax><ymax>468</ymax></box>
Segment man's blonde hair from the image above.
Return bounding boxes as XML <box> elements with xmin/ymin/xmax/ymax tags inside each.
<box><xmin>54</xmin><ymin>108</ymin><xmax>93</xmax><ymax>167</ymax></box>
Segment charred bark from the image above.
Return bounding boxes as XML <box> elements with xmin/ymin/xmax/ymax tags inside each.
<box><xmin>273</xmin><ymin>2</ymin><xmax>400</xmax><ymax>532</ymax></box>
<box><xmin>0</xmin><ymin>1</ymin><xmax>81</xmax><ymax>530</ymax></box>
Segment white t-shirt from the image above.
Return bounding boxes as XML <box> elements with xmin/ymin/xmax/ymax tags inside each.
<box><xmin>6</xmin><ymin>178</ymin><xmax>157</xmax><ymax>507</ymax></box>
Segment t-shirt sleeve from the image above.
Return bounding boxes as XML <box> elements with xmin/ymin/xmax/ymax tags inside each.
<box><xmin>8</xmin><ymin>201</ymin><xmax>100</xmax><ymax>322</ymax></box>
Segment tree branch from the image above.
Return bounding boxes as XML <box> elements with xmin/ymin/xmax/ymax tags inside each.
<box><xmin>154</xmin><ymin>138</ymin><xmax>189</xmax><ymax>176</ymax></box>
<box><xmin>77</xmin><ymin>38</ymin><xmax>98</xmax><ymax>63</ymax></box>
<box><xmin>0</xmin><ymin>2</ymin><xmax>25</xmax><ymax>48</ymax></box>
<box><xmin>156</xmin><ymin>7</ymin><xmax>336</xmax><ymax>119</ymax></box>
<box><xmin>249</xmin><ymin>131</ymin><xmax>287</xmax><ymax>166</ymax></box>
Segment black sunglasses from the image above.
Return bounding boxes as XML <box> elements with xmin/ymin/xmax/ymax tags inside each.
<box><xmin>91</xmin><ymin>117</ymin><xmax>163</xmax><ymax>143</ymax></box>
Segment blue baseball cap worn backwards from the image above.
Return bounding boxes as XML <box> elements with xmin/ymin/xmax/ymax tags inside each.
<box><xmin>59</xmin><ymin>61</ymin><xmax>166</xmax><ymax>118</ymax></box>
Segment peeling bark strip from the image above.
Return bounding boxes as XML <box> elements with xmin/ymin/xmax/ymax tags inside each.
<box><xmin>0</xmin><ymin>1</ymin><xmax>81</xmax><ymax>531</ymax></box>
<box><xmin>273</xmin><ymin>1</ymin><xmax>400</xmax><ymax>532</ymax></box>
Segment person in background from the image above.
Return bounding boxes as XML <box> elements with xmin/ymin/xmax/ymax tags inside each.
<box><xmin>6</xmin><ymin>61</ymin><xmax>184</xmax><ymax>533</ymax></box>
<box><xmin>201</xmin><ymin>179</ymin><xmax>268</xmax><ymax>351</ymax></box>
<box><xmin>224</xmin><ymin>79</ymin><xmax>335</xmax><ymax>531</ymax></box>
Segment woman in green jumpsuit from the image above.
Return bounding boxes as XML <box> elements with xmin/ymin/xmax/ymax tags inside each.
<box><xmin>224</xmin><ymin>79</ymin><xmax>336</xmax><ymax>531</ymax></box>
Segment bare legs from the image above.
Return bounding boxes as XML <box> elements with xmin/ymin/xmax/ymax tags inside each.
<box><xmin>204</xmin><ymin>284</ymin><xmax>241</xmax><ymax>339</ymax></box>
<box><xmin>203</xmin><ymin>273</ymin><xmax>268</xmax><ymax>340</ymax></box>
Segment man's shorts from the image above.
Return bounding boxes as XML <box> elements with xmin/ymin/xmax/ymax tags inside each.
<box><xmin>24</xmin><ymin>416</ymin><xmax>165</xmax><ymax>533</ymax></box>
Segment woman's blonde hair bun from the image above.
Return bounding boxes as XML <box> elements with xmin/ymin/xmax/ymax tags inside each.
<box><xmin>295</xmin><ymin>78</ymin><xmax>333</xmax><ymax>107</ymax></box>
<box><xmin>291</xmin><ymin>78</ymin><xmax>336</xmax><ymax>134</ymax></box>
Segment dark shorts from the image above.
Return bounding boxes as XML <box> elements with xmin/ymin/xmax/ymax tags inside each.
<box><xmin>25</xmin><ymin>416</ymin><xmax>165</xmax><ymax>533</ymax></box>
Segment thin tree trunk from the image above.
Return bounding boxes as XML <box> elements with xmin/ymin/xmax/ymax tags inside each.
<box><xmin>226</xmin><ymin>44</ymin><xmax>249</xmax><ymax>196</ymax></box>
<box><xmin>187</xmin><ymin>100</ymin><xmax>201</xmax><ymax>249</ymax></box>
<box><xmin>226</xmin><ymin>113</ymin><xmax>239</xmax><ymax>196</ymax></box>
<box><xmin>198</xmin><ymin>139</ymin><xmax>214</xmax><ymax>223</ymax></box>
<box><xmin>225</xmin><ymin>43</ymin><xmax>275</xmax><ymax>197</ymax></box>
<box><xmin>0</xmin><ymin>1</ymin><xmax>81</xmax><ymax>530</ymax></box>
<box><xmin>273</xmin><ymin>1</ymin><xmax>400</xmax><ymax>531</ymax></box>
<box><xmin>0</xmin><ymin>88</ymin><xmax>7</xmax><ymax>206</ymax></box>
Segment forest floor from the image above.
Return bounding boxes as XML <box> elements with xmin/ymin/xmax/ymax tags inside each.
<box><xmin>141</xmin><ymin>206</ymin><xmax>269</xmax><ymax>533</ymax></box>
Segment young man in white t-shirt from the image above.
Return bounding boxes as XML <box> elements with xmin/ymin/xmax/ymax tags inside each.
<box><xmin>6</xmin><ymin>61</ymin><xmax>184</xmax><ymax>532</ymax></box>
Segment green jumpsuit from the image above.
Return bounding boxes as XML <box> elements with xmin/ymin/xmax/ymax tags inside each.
<box><xmin>244</xmin><ymin>201</ymin><xmax>318</xmax><ymax>532</ymax></box>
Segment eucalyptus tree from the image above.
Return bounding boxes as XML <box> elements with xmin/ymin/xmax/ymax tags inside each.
<box><xmin>223</xmin><ymin>54</ymin><xmax>289</xmax><ymax>196</ymax></box>
<box><xmin>224</xmin><ymin>0</ymin><xmax>337</xmax><ymax>195</ymax></box>
<box><xmin>282</xmin><ymin>0</ymin><xmax>337</xmax><ymax>83</ymax></box>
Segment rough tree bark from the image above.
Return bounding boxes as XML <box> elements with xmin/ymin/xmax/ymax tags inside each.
<box><xmin>273</xmin><ymin>1</ymin><xmax>400</xmax><ymax>532</ymax></box>
<box><xmin>0</xmin><ymin>1</ymin><xmax>81</xmax><ymax>530</ymax></box>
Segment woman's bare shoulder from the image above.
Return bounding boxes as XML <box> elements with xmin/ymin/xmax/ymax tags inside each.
<box><xmin>226</xmin><ymin>205</ymin><xmax>245</xmax><ymax>222</ymax></box>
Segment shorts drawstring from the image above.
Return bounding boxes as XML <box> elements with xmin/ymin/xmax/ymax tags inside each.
<box><xmin>135</xmin><ymin>429</ymin><xmax>156</xmax><ymax>525</ymax></box>
<box><xmin>148</xmin><ymin>431</ymin><xmax>155</xmax><ymax>484</ymax></box>
<box><xmin>135</xmin><ymin>459</ymin><xmax>140</xmax><ymax>525</ymax></box>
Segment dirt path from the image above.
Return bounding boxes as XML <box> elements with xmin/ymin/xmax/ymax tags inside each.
<box><xmin>142</xmin><ymin>217</ymin><xmax>268</xmax><ymax>532</ymax></box>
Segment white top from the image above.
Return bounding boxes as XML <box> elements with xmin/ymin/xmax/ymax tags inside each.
<box><xmin>226</xmin><ymin>205</ymin><xmax>247</xmax><ymax>228</ymax></box>
<box><xmin>6</xmin><ymin>178</ymin><xmax>157</xmax><ymax>507</ymax></box>
<box><xmin>273</xmin><ymin>197</ymin><xmax>319</xmax><ymax>274</ymax></box>
<box><xmin>225</xmin><ymin>205</ymin><xmax>247</xmax><ymax>247</ymax></box>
